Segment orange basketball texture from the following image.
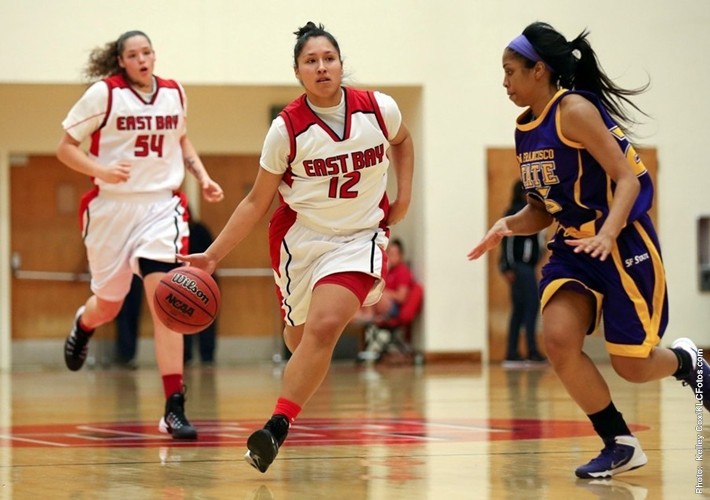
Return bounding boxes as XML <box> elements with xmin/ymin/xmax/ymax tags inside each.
<box><xmin>153</xmin><ymin>267</ymin><xmax>220</xmax><ymax>334</ymax></box>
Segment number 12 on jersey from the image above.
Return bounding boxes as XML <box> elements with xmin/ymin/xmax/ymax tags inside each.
<box><xmin>328</xmin><ymin>171</ymin><xmax>360</xmax><ymax>198</ymax></box>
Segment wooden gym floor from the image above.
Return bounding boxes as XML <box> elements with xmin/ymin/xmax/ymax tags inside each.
<box><xmin>0</xmin><ymin>359</ymin><xmax>705</xmax><ymax>499</ymax></box>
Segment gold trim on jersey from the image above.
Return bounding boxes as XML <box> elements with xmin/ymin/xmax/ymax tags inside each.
<box><xmin>606</xmin><ymin>220</ymin><xmax>666</xmax><ymax>358</ymax></box>
<box><xmin>516</xmin><ymin>89</ymin><xmax>568</xmax><ymax>131</ymax></box>
<box><xmin>540</xmin><ymin>278</ymin><xmax>603</xmax><ymax>334</ymax></box>
<box><xmin>561</xmin><ymin>222</ymin><xmax>597</xmax><ymax>239</ymax></box>
<box><xmin>605</xmin><ymin>342</ymin><xmax>656</xmax><ymax>358</ymax></box>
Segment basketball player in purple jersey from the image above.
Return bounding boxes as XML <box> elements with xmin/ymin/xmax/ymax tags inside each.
<box><xmin>179</xmin><ymin>22</ymin><xmax>414</xmax><ymax>473</ymax></box>
<box><xmin>57</xmin><ymin>31</ymin><xmax>224</xmax><ymax>440</ymax></box>
<box><xmin>468</xmin><ymin>22</ymin><xmax>709</xmax><ymax>479</ymax></box>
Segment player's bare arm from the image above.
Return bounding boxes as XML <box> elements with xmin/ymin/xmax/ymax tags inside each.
<box><xmin>180</xmin><ymin>136</ymin><xmax>224</xmax><ymax>203</ymax></box>
<box><xmin>467</xmin><ymin>197</ymin><xmax>551</xmax><ymax>261</ymax></box>
<box><xmin>387</xmin><ymin>123</ymin><xmax>414</xmax><ymax>225</ymax></box>
<box><xmin>559</xmin><ymin>96</ymin><xmax>640</xmax><ymax>260</ymax></box>
<box><xmin>179</xmin><ymin>168</ymin><xmax>282</xmax><ymax>272</ymax></box>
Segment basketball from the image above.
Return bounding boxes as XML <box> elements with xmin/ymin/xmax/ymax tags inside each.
<box><xmin>153</xmin><ymin>267</ymin><xmax>221</xmax><ymax>335</ymax></box>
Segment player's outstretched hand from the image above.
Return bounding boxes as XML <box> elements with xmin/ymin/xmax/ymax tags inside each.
<box><xmin>467</xmin><ymin>219</ymin><xmax>512</xmax><ymax>260</ymax></box>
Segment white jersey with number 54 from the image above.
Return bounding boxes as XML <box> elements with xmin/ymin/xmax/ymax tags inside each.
<box><xmin>61</xmin><ymin>73</ymin><xmax>187</xmax><ymax>194</ymax></box>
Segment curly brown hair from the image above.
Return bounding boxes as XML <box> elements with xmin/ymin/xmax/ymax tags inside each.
<box><xmin>83</xmin><ymin>30</ymin><xmax>152</xmax><ymax>81</ymax></box>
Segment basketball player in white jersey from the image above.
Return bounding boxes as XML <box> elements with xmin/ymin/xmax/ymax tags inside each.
<box><xmin>179</xmin><ymin>22</ymin><xmax>415</xmax><ymax>472</ymax></box>
<box><xmin>57</xmin><ymin>30</ymin><xmax>224</xmax><ymax>440</ymax></box>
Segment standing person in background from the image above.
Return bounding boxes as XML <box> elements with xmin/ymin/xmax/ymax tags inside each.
<box><xmin>499</xmin><ymin>180</ymin><xmax>546</xmax><ymax>367</ymax></box>
<box><xmin>179</xmin><ymin>21</ymin><xmax>414</xmax><ymax>473</ymax></box>
<box><xmin>57</xmin><ymin>30</ymin><xmax>224</xmax><ymax>440</ymax></box>
<box><xmin>468</xmin><ymin>21</ymin><xmax>709</xmax><ymax>478</ymax></box>
<box><xmin>114</xmin><ymin>274</ymin><xmax>142</xmax><ymax>369</ymax></box>
<box><xmin>183</xmin><ymin>212</ymin><xmax>218</xmax><ymax>366</ymax></box>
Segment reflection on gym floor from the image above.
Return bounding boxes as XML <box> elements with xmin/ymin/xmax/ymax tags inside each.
<box><xmin>0</xmin><ymin>360</ymin><xmax>705</xmax><ymax>499</ymax></box>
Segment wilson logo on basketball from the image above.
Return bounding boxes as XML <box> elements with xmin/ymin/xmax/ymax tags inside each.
<box><xmin>165</xmin><ymin>293</ymin><xmax>196</xmax><ymax>317</ymax></box>
<box><xmin>171</xmin><ymin>273</ymin><xmax>211</xmax><ymax>304</ymax></box>
<box><xmin>155</xmin><ymin>267</ymin><xmax>220</xmax><ymax>334</ymax></box>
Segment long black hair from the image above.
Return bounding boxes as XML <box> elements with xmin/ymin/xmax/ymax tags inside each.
<box><xmin>518</xmin><ymin>22</ymin><xmax>649</xmax><ymax>132</ymax></box>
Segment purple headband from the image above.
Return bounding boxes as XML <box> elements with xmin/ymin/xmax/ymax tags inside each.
<box><xmin>507</xmin><ymin>34</ymin><xmax>553</xmax><ymax>71</ymax></box>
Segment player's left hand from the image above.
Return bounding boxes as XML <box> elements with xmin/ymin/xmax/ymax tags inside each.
<box><xmin>388</xmin><ymin>199</ymin><xmax>410</xmax><ymax>225</ymax></box>
<box><xmin>565</xmin><ymin>234</ymin><xmax>614</xmax><ymax>261</ymax></box>
<box><xmin>202</xmin><ymin>179</ymin><xmax>224</xmax><ymax>203</ymax></box>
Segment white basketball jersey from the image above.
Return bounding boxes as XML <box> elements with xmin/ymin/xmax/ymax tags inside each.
<box><xmin>62</xmin><ymin>74</ymin><xmax>187</xmax><ymax>194</ymax></box>
<box><xmin>266</xmin><ymin>88</ymin><xmax>395</xmax><ymax>234</ymax></box>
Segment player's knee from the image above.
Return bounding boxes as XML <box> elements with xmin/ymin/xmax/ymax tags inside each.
<box><xmin>306</xmin><ymin>314</ymin><xmax>345</xmax><ymax>348</ymax></box>
<box><xmin>542</xmin><ymin>329</ymin><xmax>570</xmax><ymax>364</ymax></box>
<box><xmin>611</xmin><ymin>356</ymin><xmax>650</xmax><ymax>383</ymax></box>
<box><xmin>93</xmin><ymin>298</ymin><xmax>123</xmax><ymax>324</ymax></box>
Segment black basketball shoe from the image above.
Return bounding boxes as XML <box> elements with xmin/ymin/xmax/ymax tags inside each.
<box><xmin>159</xmin><ymin>390</ymin><xmax>198</xmax><ymax>440</ymax></box>
<box><xmin>244</xmin><ymin>414</ymin><xmax>290</xmax><ymax>473</ymax></box>
<box><xmin>64</xmin><ymin>306</ymin><xmax>93</xmax><ymax>371</ymax></box>
<box><xmin>672</xmin><ymin>337</ymin><xmax>710</xmax><ymax>411</ymax></box>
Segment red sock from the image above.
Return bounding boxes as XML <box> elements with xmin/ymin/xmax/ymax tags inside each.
<box><xmin>77</xmin><ymin>316</ymin><xmax>94</xmax><ymax>335</ymax></box>
<box><xmin>273</xmin><ymin>397</ymin><xmax>302</xmax><ymax>424</ymax></box>
<box><xmin>162</xmin><ymin>374</ymin><xmax>183</xmax><ymax>399</ymax></box>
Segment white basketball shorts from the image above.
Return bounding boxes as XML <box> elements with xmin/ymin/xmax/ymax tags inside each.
<box><xmin>81</xmin><ymin>189</ymin><xmax>189</xmax><ymax>301</ymax></box>
<box><xmin>271</xmin><ymin>219</ymin><xmax>388</xmax><ymax>326</ymax></box>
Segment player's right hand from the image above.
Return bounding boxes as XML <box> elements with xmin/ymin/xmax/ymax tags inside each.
<box><xmin>176</xmin><ymin>253</ymin><xmax>217</xmax><ymax>275</ymax></box>
<box><xmin>99</xmin><ymin>161</ymin><xmax>132</xmax><ymax>183</ymax></box>
<box><xmin>467</xmin><ymin>218</ymin><xmax>512</xmax><ymax>260</ymax></box>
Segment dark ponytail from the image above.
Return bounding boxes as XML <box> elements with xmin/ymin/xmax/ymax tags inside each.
<box><xmin>522</xmin><ymin>22</ymin><xmax>649</xmax><ymax>132</ymax></box>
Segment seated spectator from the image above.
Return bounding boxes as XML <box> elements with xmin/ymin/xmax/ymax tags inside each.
<box><xmin>357</xmin><ymin>238</ymin><xmax>415</xmax><ymax>323</ymax></box>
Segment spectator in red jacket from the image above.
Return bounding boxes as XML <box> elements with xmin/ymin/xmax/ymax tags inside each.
<box><xmin>357</xmin><ymin>238</ymin><xmax>415</xmax><ymax>322</ymax></box>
